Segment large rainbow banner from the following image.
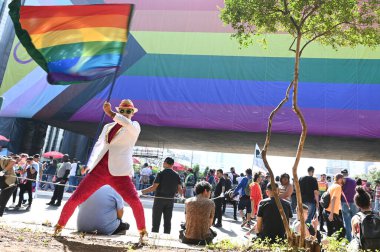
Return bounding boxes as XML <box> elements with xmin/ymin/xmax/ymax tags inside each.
<box><xmin>0</xmin><ymin>0</ymin><xmax>379</xmax><ymax>140</ymax></box>
<box><xmin>9</xmin><ymin>0</ymin><xmax>133</xmax><ymax>84</ymax></box>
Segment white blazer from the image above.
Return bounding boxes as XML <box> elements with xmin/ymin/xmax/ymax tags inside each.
<box><xmin>87</xmin><ymin>113</ymin><xmax>141</xmax><ymax>176</ymax></box>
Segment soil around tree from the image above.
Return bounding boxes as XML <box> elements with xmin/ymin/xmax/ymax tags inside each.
<box><xmin>0</xmin><ymin>224</ymin><xmax>200</xmax><ymax>252</ymax></box>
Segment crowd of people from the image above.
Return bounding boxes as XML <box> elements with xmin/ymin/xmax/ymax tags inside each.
<box><xmin>0</xmin><ymin>153</ymin><xmax>86</xmax><ymax>213</ymax></box>
<box><xmin>0</xmin><ymin>97</ymin><xmax>379</xmax><ymax>249</ymax></box>
<box><xmin>1</xmin><ymin>153</ymin><xmax>380</xmax><ymax>249</ymax></box>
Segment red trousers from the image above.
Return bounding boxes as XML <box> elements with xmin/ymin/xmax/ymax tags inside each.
<box><xmin>57</xmin><ymin>152</ymin><xmax>146</xmax><ymax>231</ymax></box>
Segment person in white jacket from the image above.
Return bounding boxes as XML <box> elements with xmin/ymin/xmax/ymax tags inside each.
<box><xmin>54</xmin><ymin>99</ymin><xmax>147</xmax><ymax>243</ymax></box>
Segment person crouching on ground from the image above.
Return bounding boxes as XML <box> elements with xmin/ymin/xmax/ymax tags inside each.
<box><xmin>180</xmin><ymin>181</ymin><xmax>217</xmax><ymax>245</ymax></box>
<box><xmin>292</xmin><ymin>204</ymin><xmax>321</xmax><ymax>243</ymax></box>
<box><xmin>0</xmin><ymin>157</ymin><xmax>17</xmax><ymax>216</ymax></box>
<box><xmin>77</xmin><ymin>185</ymin><xmax>130</xmax><ymax>235</ymax></box>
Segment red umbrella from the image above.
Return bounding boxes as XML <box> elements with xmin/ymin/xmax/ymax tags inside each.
<box><xmin>42</xmin><ymin>151</ymin><xmax>64</xmax><ymax>159</ymax></box>
<box><xmin>173</xmin><ymin>162</ymin><xmax>186</xmax><ymax>171</ymax></box>
<box><xmin>133</xmin><ymin>157</ymin><xmax>140</xmax><ymax>164</ymax></box>
<box><xmin>0</xmin><ymin>135</ymin><xmax>10</xmax><ymax>142</ymax></box>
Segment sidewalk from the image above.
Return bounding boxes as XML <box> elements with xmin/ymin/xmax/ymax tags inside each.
<box><xmin>1</xmin><ymin>196</ymin><xmax>250</xmax><ymax>250</ymax></box>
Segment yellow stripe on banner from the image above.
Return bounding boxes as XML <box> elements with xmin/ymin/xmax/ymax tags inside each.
<box><xmin>30</xmin><ymin>27</ymin><xmax>127</xmax><ymax>49</ymax></box>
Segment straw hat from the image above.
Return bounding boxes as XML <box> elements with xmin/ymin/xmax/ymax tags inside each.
<box><xmin>115</xmin><ymin>99</ymin><xmax>138</xmax><ymax>113</ymax></box>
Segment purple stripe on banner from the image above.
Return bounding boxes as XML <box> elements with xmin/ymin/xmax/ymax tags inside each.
<box><xmin>106</xmin><ymin>0</ymin><xmax>224</xmax><ymax>11</ymax></box>
<box><xmin>70</xmin><ymin>100</ymin><xmax>380</xmax><ymax>139</ymax></box>
<box><xmin>48</xmin><ymin>67</ymin><xmax>118</xmax><ymax>84</ymax></box>
<box><xmin>131</xmin><ymin>10</ymin><xmax>232</xmax><ymax>33</ymax></box>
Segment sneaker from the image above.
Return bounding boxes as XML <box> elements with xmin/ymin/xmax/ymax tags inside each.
<box><xmin>213</xmin><ymin>223</ymin><xmax>222</xmax><ymax>228</ymax></box>
<box><xmin>53</xmin><ymin>224</ymin><xmax>64</xmax><ymax>237</ymax></box>
<box><xmin>138</xmin><ymin>229</ymin><xmax>148</xmax><ymax>245</ymax></box>
<box><xmin>240</xmin><ymin>219</ymin><xmax>248</xmax><ymax>227</ymax></box>
<box><xmin>234</xmin><ymin>216</ymin><xmax>238</xmax><ymax>221</ymax></box>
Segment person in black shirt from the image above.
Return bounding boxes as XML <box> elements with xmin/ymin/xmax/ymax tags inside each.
<box><xmin>299</xmin><ymin>166</ymin><xmax>319</xmax><ymax>224</ymax></box>
<box><xmin>255</xmin><ymin>182</ymin><xmax>292</xmax><ymax>243</ymax></box>
<box><xmin>222</xmin><ymin>173</ymin><xmax>232</xmax><ymax>215</ymax></box>
<box><xmin>213</xmin><ymin>169</ymin><xmax>225</xmax><ymax>228</ymax></box>
<box><xmin>141</xmin><ymin>157</ymin><xmax>183</xmax><ymax>234</ymax></box>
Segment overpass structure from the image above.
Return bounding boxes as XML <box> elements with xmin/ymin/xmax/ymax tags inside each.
<box><xmin>0</xmin><ymin>0</ymin><xmax>379</xmax><ymax>162</ymax></box>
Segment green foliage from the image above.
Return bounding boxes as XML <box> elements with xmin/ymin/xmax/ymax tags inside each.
<box><xmin>206</xmin><ymin>237</ymin><xmax>299</xmax><ymax>251</ymax></box>
<box><xmin>193</xmin><ymin>163</ymin><xmax>200</xmax><ymax>178</ymax></box>
<box><xmin>361</xmin><ymin>166</ymin><xmax>380</xmax><ymax>187</ymax></box>
<box><xmin>203</xmin><ymin>166</ymin><xmax>210</xmax><ymax>179</ymax></box>
<box><xmin>322</xmin><ymin>230</ymin><xmax>349</xmax><ymax>252</ymax></box>
<box><xmin>220</xmin><ymin>0</ymin><xmax>380</xmax><ymax>52</ymax></box>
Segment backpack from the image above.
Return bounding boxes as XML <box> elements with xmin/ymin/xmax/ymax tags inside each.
<box><xmin>185</xmin><ymin>173</ymin><xmax>195</xmax><ymax>186</ymax></box>
<box><xmin>357</xmin><ymin>211</ymin><xmax>380</xmax><ymax>250</ymax></box>
<box><xmin>244</xmin><ymin>178</ymin><xmax>253</xmax><ymax>196</ymax></box>
<box><xmin>74</xmin><ymin>164</ymin><xmax>81</xmax><ymax>176</ymax></box>
<box><xmin>320</xmin><ymin>191</ymin><xmax>330</xmax><ymax>209</ymax></box>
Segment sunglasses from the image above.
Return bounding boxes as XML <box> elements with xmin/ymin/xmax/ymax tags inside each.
<box><xmin>119</xmin><ymin>109</ymin><xmax>134</xmax><ymax>114</ymax></box>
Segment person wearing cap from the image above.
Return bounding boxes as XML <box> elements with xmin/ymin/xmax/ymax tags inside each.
<box><xmin>15</xmin><ymin>157</ymin><xmax>38</xmax><ymax>209</ymax></box>
<box><xmin>340</xmin><ymin>169</ymin><xmax>358</xmax><ymax>241</ymax></box>
<box><xmin>375</xmin><ymin>179</ymin><xmax>380</xmax><ymax>213</ymax></box>
<box><xmin>299</xmin><ymin>166</ymin><xmax>319</xmax><ymax>224</ymax></box>
<box><xmin>0</xmin><ymin>157</ymin><xmax>17</xmax><ymax>216</ymax></box>
<box><xmin>53</xmin><ymin>99</ymin><xmax>147</xmax><ymax>243</ymax></box>
<box><xmin>324</xmin><ymin>173</ymin><xmax>345</xmax><ymax>239</ymax></box>
<box><xmin>141</xmin><ymin>157</ymin><xmax>183</xmax><ymax>234</ymax></box>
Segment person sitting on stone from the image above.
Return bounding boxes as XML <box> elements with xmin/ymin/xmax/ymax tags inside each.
<box><xmin>180</xmin><ymin>181</ymin><xmax>217</xmax><ymax>245</ymax></box>
<box><xmin>76</xmin><ymin>185</ymin><xmax>129</xmax><ymax>235</ymax></box>
<box><xmin>253</xmin><ymin>182</ymin><xmax>292</xmax><ymax>243</ymax></box>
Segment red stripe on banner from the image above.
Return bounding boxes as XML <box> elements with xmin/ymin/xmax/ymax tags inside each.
<box><xmin>20</xmin><ymin>14</ymin><xmax>129</xmax><ymax>34</ymax></box>
<box><xmin>20</xmin><ymin>4</ymin><xmax>132</xmax><ymax>19</ymax></box>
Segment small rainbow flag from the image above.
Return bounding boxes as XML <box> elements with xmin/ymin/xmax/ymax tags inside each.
<box><xmin>9</xmin><ymin>0</ymin><xmax>134</xmax><ymax>85</ymax></box>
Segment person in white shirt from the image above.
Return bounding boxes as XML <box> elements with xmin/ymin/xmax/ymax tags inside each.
<box><xmin>67</xmin><ymin>158</ymin><xmax>78</xmax><ymax>193</ymax></box>
<box><xmin>53</xmin><ymin>99</ymin><xmax>147</xmax><ymax>244</ymax></box>
<box><xmin>140</xmin><ymin>163</ymin><xmax>152</xmax><ymax>190</ymax></box>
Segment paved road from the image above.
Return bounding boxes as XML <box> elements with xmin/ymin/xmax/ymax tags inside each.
<box><xmin>1</xmin><ymin>192</ymin><xmax>253</xmax><ymax>248</ymax></box>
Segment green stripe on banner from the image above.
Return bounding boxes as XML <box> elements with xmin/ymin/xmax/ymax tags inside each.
<box><xmin>132</xmin><ymin>32</ymin><xmax>380</xmax><ymax>60</ymax></box>
<box><xmin>39</xmin><ymin>41</ymin><xmax>125</xmax><ymax>63</ymax></box>
<box><xmin>124</xmin><ymin>54</ymin><xmax>380</xmax><ymax>84</ymax></box>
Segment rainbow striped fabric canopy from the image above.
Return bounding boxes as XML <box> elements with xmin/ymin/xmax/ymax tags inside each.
<box><xmin>0</xmin><ymin>0</ymin><xmax>379</xmax><ymax>140</ymax></box>
<box><xmin>9</xmin><ymin>0</ymin><xmax>133</xmax><ymax>84</ymax></box>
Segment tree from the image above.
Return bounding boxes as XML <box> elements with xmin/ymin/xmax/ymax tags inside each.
<box><xmin>361</xmin><ymin>165</ymin><xmax>380</xmax><ymax>187</ymax></box>
<box><xmin>221</xmin><ymin>0</ymin><xmax>379</xmax><ymax>247</ymax></box>
<box><xmin>193</xmin><ymin>164</ymin><xmax>200</xmax><ymax>181</ymax></box>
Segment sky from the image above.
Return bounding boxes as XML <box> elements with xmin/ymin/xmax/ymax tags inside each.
<box><xmin>164</xmin><ymin>148</ymin><xmax>379</xmax><ymax>178</ymax></box>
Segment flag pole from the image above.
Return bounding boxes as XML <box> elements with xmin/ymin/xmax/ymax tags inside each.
<box><xmin>86</xmin><ymin>68</ymin><xmax>119</xmax><ymax>163</ymax></box>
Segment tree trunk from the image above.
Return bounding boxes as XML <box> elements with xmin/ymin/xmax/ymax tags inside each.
<box><xmin>292</xmin><ymin>34</ymin><xmax>308</xmax><ymax>248</ymax></box>
<box><xmin>261</xmin><ymin>80</ymin><xmax>295</xmax><ymax>243</ymax></box>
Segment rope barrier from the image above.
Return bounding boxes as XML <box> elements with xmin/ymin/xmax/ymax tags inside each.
<box><xmin>2</xmin><ymin>175</ymin><xmax>226</xmax><ymax>201</ymax></box>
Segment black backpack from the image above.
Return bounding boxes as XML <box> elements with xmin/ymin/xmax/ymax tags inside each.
<box><xmin>320</xmin><ymin>191</ymin><xmax>330</xmax><ymax>209</ymax></box>
<box><xmin>357</xmin><ymin>211</ymin><xmax>380</xmax><ymax>250</ymax></box>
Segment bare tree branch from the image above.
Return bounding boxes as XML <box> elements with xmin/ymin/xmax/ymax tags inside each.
<box><xmin>289</xmin><ymin>36</ymin><xmax>297</xmax><ymax>53</ymax></box>
<box><xmin>261</xmin><ymin>80</ymin><xmax>294</xmax><ymax>241</ymax></box>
